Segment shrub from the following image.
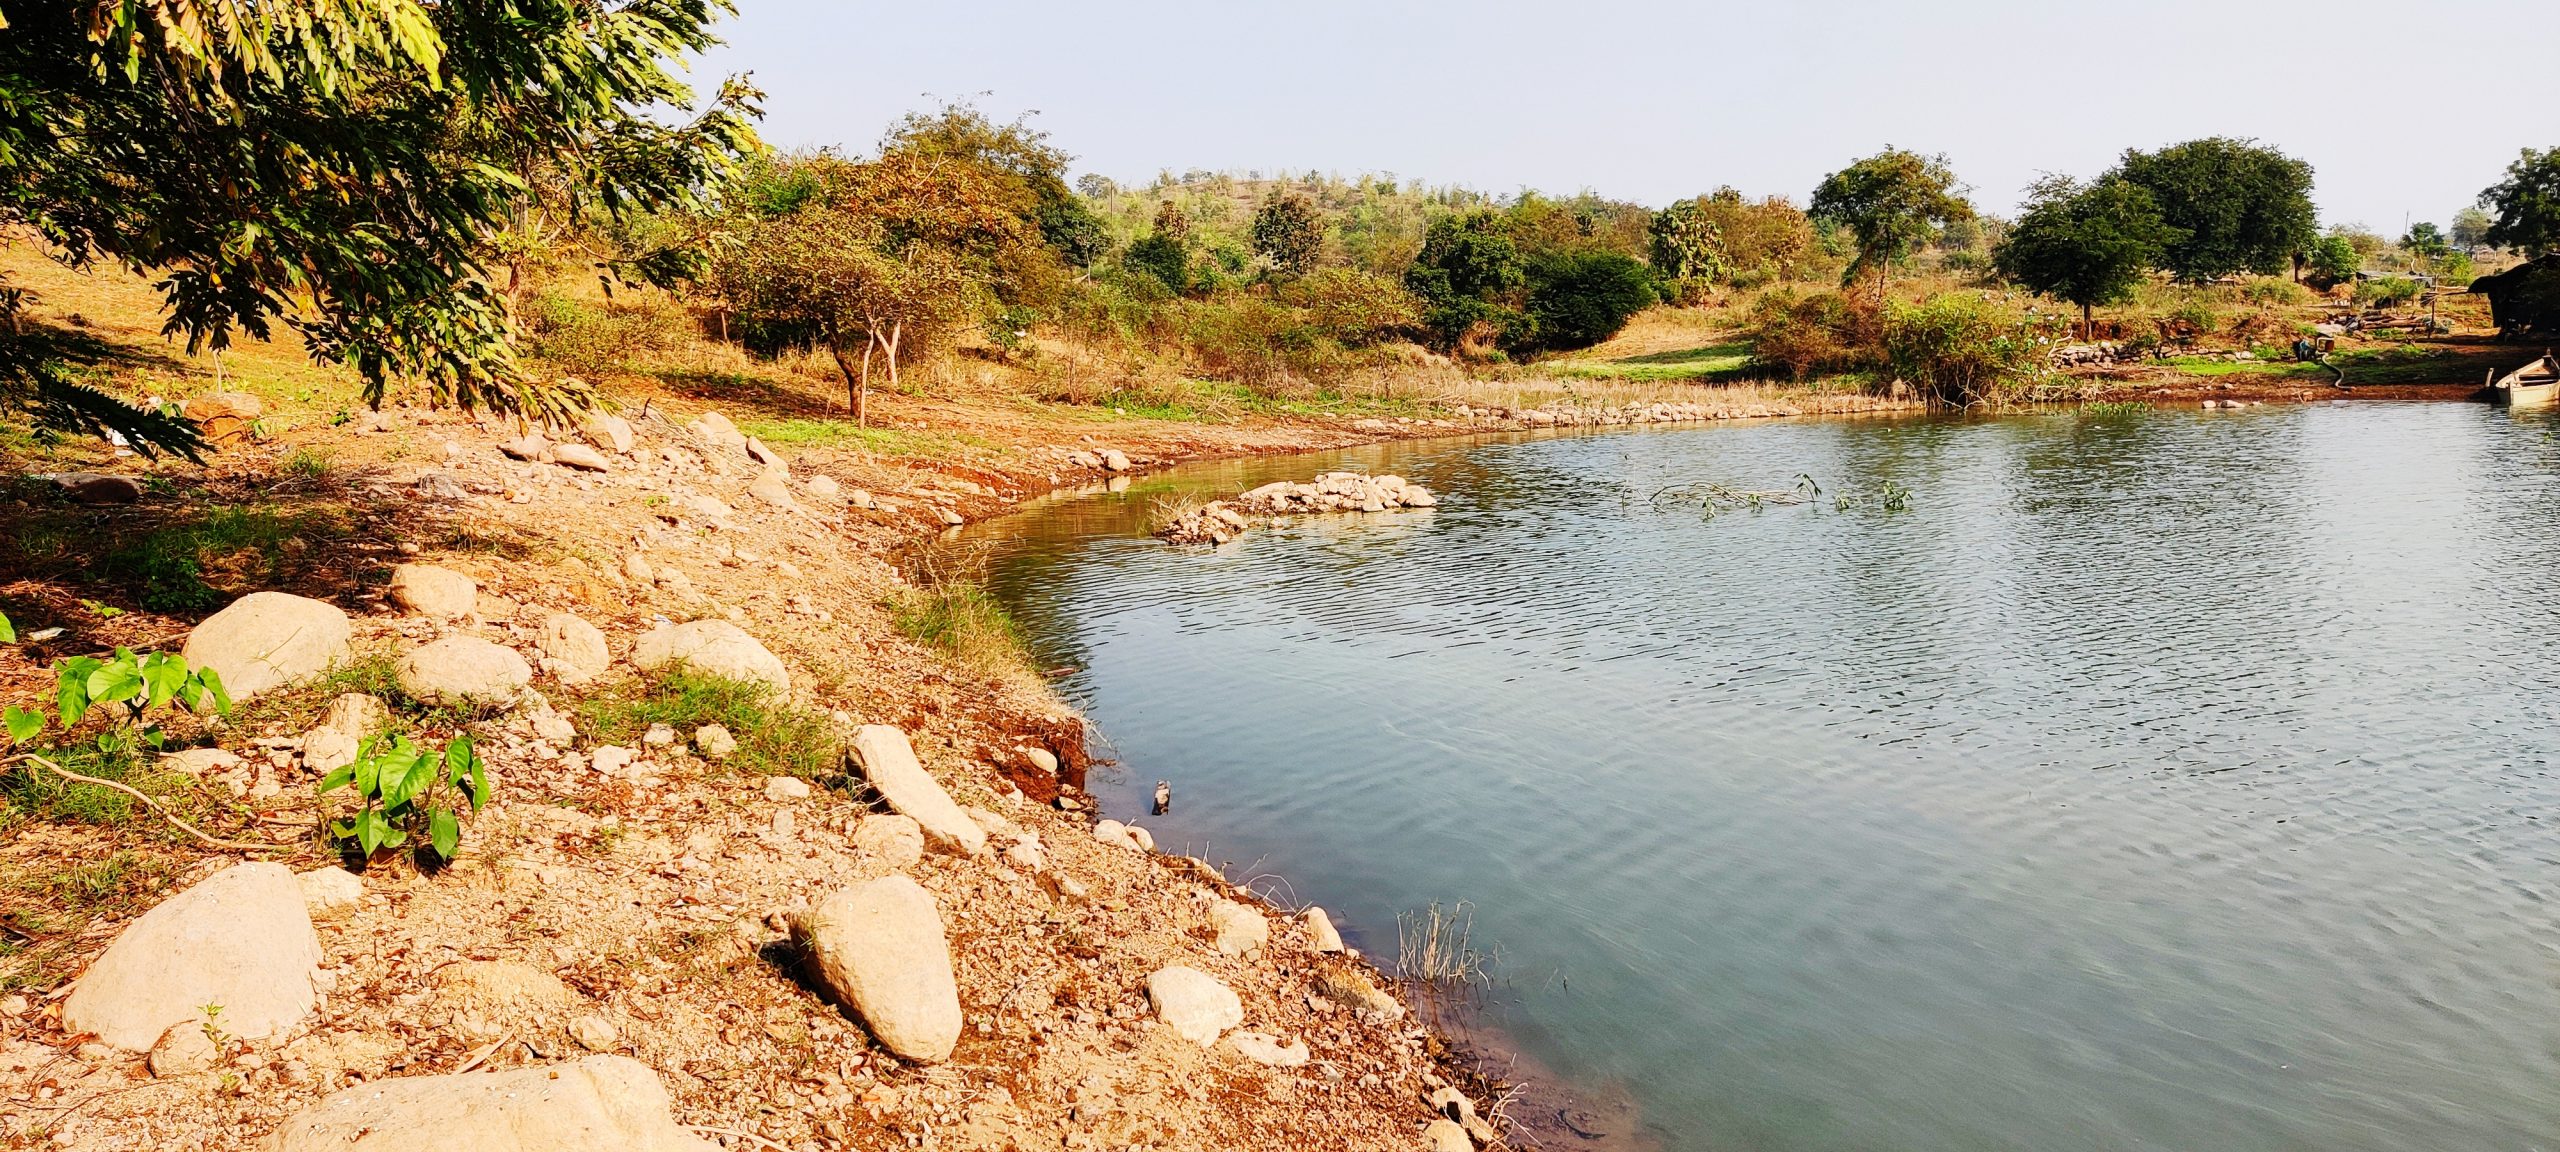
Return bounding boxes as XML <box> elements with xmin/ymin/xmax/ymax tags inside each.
<box><xmin>2353</xmin><ymin>276</ymin><xmax>2425</xmax><ymax>308</ymax></box>
<box><xmin>1746</xmin><ymin>288</ymin><xmax>1882</xmax><ymax>380</ymax></box>
<box><xmin>1123</xmin><ymin>234</ymin><xmax>1189</xmax><ymax>294</ymax></box>
<box><xmin>2243</xmin><ymin>278</ymin><xmax>2309</xmax><ymax>306</ymax></box>
<box><xmin>1280</xmin><ymin>268</ymin><xmax>1422</xmax><ymax>345</ymax></box>
<box><xmin>1879</xmin><ymin>295</ymin><xmax>2053</xmax><ymax>408</ymax></box>
<box><xmin>2303</xmin><ymin>235</ymin><xmax>2359</xmax><ymax>290</ymax></box>
<box><xmin>522</xmin><ymin>290</ymin><xmax>685</xmax><ymax>380</ymax></box>
<box><xmin>2168</xmin><ymin>300</ymin><xmax>2220</xmax><ymax>336</ymax></box>
<box><xmin>319</xmin><ymin>733</ymin><xmax>488</xmax><ymax>865</ymax></box>
<box><xmin>1520</xmin><ymin>251</ymin><xmax>1657</xmax><ymax>353</ymax></box>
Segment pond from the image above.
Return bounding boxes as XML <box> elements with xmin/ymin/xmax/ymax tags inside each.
<box><xmin>973</xmin><ymin>403</ymin><xmax>2560</xmax><ymax>1151</ymax></box>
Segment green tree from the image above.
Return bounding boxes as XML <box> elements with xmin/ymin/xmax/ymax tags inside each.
<box><xmin>2113</xmin><ymin>138</ymin><xmax>2316</xmax><ymax>282</ymax></box>
<box><xmin>2303</xmin><ymin>234</ymin><xmax>2360</xmax><ymax>289</ymax></box>
<box><xmin>1810</xmin><ymin>148</ymin><xmax>1974</xmax><ymax>304</ymax></box>
<box><xmin>2451</xmin><ymin>206</ymin><xmax>2495</xmax><ymax>250</ymax></box>
<box><xmin>1991</xmin><ymin>176</ymin><xmax>2177</xmax><ymax>334</ymax></box>
<box><xmin>1250</xmin><ymin>193</ymin><xmax>1323</xmax><ymax>279</ymax></box>
<box><xmin>1648</xmin><ymin>200</ymin><xmax>1725</xmax><ymax>285</ymax></box>
<box><xmin>2480</xmin><ymin>147</ymin><xmax>2560</xmax><ymax>257</ymax></box>
<box><xmin>1521</xmin><ymin>252</ymin><xmax>1657</xmax><ymax>352</ymax></box>
<box><xmin>1403</xmin><ymin>211</ymin><xmax>1526</xmax><ymax>351</ymax></box>
<box><xmin>0</xmin><ymin>0</ymin><xmax>758</xmax><ymax>455</ymax></box>
<box><xmin>2401</xmin><ymin>221</ymin><xmax>2450</xmax><ymax>258</ymax></box>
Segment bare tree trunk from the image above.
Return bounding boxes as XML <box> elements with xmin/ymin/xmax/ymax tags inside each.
<box><xmin>881</xmin><ymin>321</ymin><xmax>903</xmax><ymax>404</ymax></box>
<box><xmin>2082</xmin><ymin>302</ymin><xmax>2094</xmax><ymax>340</ymax></box>
<box><xmin>858</xmin><ymin>337</ymin><xmax>874</xmax><ymax>428</ymax></box>
<box><xmin>826</xmin><ymin>340</ymin><xmax>862</xmax><ymax>416</ymax></box>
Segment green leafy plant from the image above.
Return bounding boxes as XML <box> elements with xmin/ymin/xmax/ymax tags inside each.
<box><xmin>320</xmin><ymin>733</ymin><xmax>488</xmax><ymax>863</ymax></box>
<box><xmin>29</xmin><ymin>648</ymin><xmax>230</xmax><ymax>756</ymax></box>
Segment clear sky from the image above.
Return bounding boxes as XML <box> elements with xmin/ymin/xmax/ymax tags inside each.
<box><xmin>697</xmin><ymin>0</ymin><xmax>2558</xmax><ymax>232</ymax></box>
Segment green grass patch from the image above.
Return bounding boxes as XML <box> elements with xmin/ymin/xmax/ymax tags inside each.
<box><xmin>1534</xmin><ymin>340</ymin><xmax>1755</xmax><ymax>383</ymax></box>
<box><xmin>98</xmin><ymin>504</ymin><xmax>333</xmax><ymax>614</ymax></box>
<box><xmin>888</xmin><ymin>581</ymin><xmax>1034</xmax><ymax>679</ymax></box>
<box><xmin>737</xmin><ymin>418</ymin><xmax>987</xmax><ymax>457</ymax></box>
<box><xmin>577</xmin><ymin>667</ymin><xmax>837</xmax><ymax>781</ymax></box>
<box><xmin>0</xmin><ymin>738</ymin><xmax>205</xmax><ymax>829</ymax></box>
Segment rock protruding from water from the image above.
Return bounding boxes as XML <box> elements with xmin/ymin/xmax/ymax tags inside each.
<box><xmin>262</xmin><ymin>1055</ymin><xmax>716</xmax><ymax>1152</ymax></box>
<box><xmin>1145</xmin><ymin>966</ymin><xmax>1243</xmax><ymax>1046</ymax></box>
<box><xmin>846</xmin><ymin>727</ymin><xmax>986</xmax><ymax>856</ymax></box>
<box><xmin>1157</xmin><ymin>472</ymin><xmax>1436</xmax><ymax>545</ymax></box>
<box><xmin>64</xmin><ymin>862</ymin><xmax>321</xmax><ymax>1051</ymax></box>
<box><xmin>181</xmin><ymin>591</ymin><xmax>352</xmax><ymax>700</ymax></box>
<box><xmin>791</xmin><ymin>875</ymin><xmax>963</xmax><ymax>1063</ymax></box>
<box><xmin>1314</xmin><ymin>967</ymin><xmax>1405</xmax><ymax>1022</ymax></box>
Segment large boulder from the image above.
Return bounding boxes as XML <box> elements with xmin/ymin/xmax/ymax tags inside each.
<box><xmin>386</xmin><ymin>564</ymin><xmax>476</xmax><ymax>618</ymax></box>
<box><xmin>845</xmin><ymin>727</ymin><xmax>985</xmax><ymax>856</ymax></box>
<box><xmin>630</xmin><ymin>620</ymin><xmax>788</xmax><ymax>693</ymax></box>
<box><xmin>533</xmin><ymin>611</ymin><xmax>611</xmax><ymax>684</ymax></box>
<box><xmin>181</xmin><ymin>592</ymin><xmax>351</xmax><ymax>700</ymax></box>
<box><xmin>260</xmin><ymin>1055</ymin><xmax>715</xmax><ymax>1152</ymax></box>
<box><xmin>687</xmin><ymin>411</ymin><xmax>746</xmax><ymax>453</ymax></box>
<box><xmin>1145</xmin><ymin>966</ymin><xmax>1242</xmax><ymax>1047</ymax></box>
<box><xmin>789</xmin><ymin>876</ymin><xmax>962</xmax><ymax>1064</ymax></box>
<box><xmin>64</xmin><ymin>862</ymin><xmax>321</xmax><ymax>1051</ymax></box>
<box><xmin>395</xmin><ymin>637</ymin><xmax>532</xmax><ymax>706</ymax></box>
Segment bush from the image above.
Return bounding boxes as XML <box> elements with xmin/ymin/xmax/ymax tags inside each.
<box><xmin>2353</xmin><ymin>276</ymin><xmax>2425</xmax><ymax>308</ymax></box>
<box><xmin>1280</xmin><ymin>268</ymin><xmax>1422</xmax><ymax>345</ymax></box>
<box><xmin>521</xmin><ymin>290</ymin><xmax>685</xmax><ymax>380</ymax></box>
<box><xmin>1520</xmin><ymin>251</ymin><xmax>1657</xmax><ymax>353</ymax></box>
<box><xmin>2168</xmin><ymin>300</ymin><xmax>2220</xmax><ymax>336</ymax></box>
<box><xmin>2242</xmin><ymin>278</ymin><xmax>2309</xmax><ymax>306</ymax></box>
<box><xmin>1745</xmin><ymin>288</ymin><xmax>1882</xmax><ymax>380</ymax></box>
<box><xmin>2303</xmin><ymin>235</ymin><xmax>2359</xmax><ymax>290</ymax></box>
<box><xmin>1123</xmin><ymin>234</ymin><xmax>1189</xmax><ymax>294</ymax></box>
<box><xmin>1880</xmin><ymin>295</ymin><xmax>2053</xmax><ymax>408</ymax></box>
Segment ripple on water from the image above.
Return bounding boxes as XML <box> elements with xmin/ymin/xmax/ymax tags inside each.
<box><xmin>981</xmin><ymin>406</ymin><xmax>2560</xmax><ymax>1152</ymax></box>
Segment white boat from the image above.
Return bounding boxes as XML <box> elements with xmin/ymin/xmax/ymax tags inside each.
<box><xmin>2490</xmin><ymin>354</ymin><xmax>2559</xmax><ymax>406</ymax></box>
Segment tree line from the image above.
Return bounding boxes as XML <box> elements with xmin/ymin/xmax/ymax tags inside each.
<box><xmin>8</xmin><ymin>2</ymin><xmax>2560</xmax><ymax>451</ymax></box>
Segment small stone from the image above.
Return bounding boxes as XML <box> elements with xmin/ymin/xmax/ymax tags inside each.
<box><xmin>552</xmin><ymin>443</ymin><xmax>612</xmax><ymax>472</ymax></box>
<box><xmin>583</xmin><ymin>412</ymin><xmax>636</xmax><ymax>454</ymax></box>
<box><xmin>591</xmin><ymin>745</ymin><xmax>635</xmax><ymax>777</ymax></box>
<box><xmin>567</xmin><ymin>1014</ymin><xmax>620</xmax><ymax>1052</ymax></box>
<box><xmin>1100</xmin><ymin>450</ymin><xmax>1132</xmax><ymax>473</ymax></box>
<box><xmin>53</xmin><ymin>473</ymin><xmax>144</xmax><ymax>504</ymax></box>
<box><xmin>805</xmin><ymin>475</ymin><xmax>842</xmax><ymax>499</ymax></box>
<box><xmin>387</xmin><ymin>563</ymin><xmax>477</xmax><ymax>618</ymax></box>
<box><xmin>1228</xmin><ymin>1031</ymin><xmax>1310</xmax><ymax>1068</ymax></box>
<box><xmin>1422</xmin><ymin>1118</ymin><xmax>1473</xmax><ymax>1152</ymax></box>
<box><xmin>765</xmin><ymin>776</ymin><xmax>812</xmax><ymax>802</ymax></box>
<box><xmin>688</xmin><ymin>411</ymin><xmax>747</xmax><ymax>452</ymax></box>
<box><xmin>296</xmin><ymin>867</ymin><xmax>363</xmax><ymax>921</ymax></box>
<box><xmin>1092</xmin><ymin>820</ymin><xmax>1142</xmax><ymax>851</ymax></box>
<box><xmin>1313</xmin><ymin>968</ymin><xmax>1404</xmax><ymax>1022</ymax></box>
<box><xmin>1209</xmin><ymin>900</ymin><xmax>1269</xmax><ymax>956</ymax></box>
<box><xmin>148</xmin><ymin>1022</ymin><xmax>219</xmax><ymax>1078</ymax></box>
<box><xmin>533</xmin><ymin>611</ymin><xmax>611</xmax><ymax>683</ymax></box>
<box><xmin>748</xmin><ymin>467</ymin><xmax>797</xmax><ymax>509</ymax></box>
<box><xmin>1020</xmin><ymin>746</ymin><xmax>1059</xmax><ymax>775</ymax></box>
<box><xmin>694</xmin><ymin>725</ymin><xmax>737</xmax><ymax>760</ymax></box>
<box><xmin>853</xmin><ymin>814</ymin><xmax>926</xmax><ymax>872</ymax></box>
<box><xmin>642</xmin><ymin>723</ymin><xmax>676</xmax><ymax>747</ymax></box>
<box><xmin>1302</xmin><ymin>906</ymin><xmax>1345</xmax><ymax>953</ymax></box>
<box><xmin>622</xmin><ymin>553</ymin><xmax>655</xmax><ymax>584</ymax></box>
<box><xmin>1144</xmin><ymin>966</ymin><xmax>1242</xmax><ymax>1047</ymax></box>
<box><xmin>745</xmin><ymin>437</ymin><xmax>785</xmax><ymax>471</ymax></box>
<box><xmin>157</xmin><ymin>747</ymin><xmax>243</xmax><ymax>777</ymax></box>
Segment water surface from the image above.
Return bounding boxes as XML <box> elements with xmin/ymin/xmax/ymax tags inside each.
<box><xmin>977</xmin><ymin>404</ymin><xmax>2560</xmax><ymax>1151</ymax></box>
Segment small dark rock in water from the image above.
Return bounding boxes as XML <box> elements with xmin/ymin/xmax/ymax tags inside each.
<box><xmin>1152</xmin><ymin>780</ymin><xmax>1172</xmax><ymax>815</ymax></box>
<box><xmin>1558</xmin><ymin>1108</ymin><xmax>1608</xmax><ymax>1139</ymax></box>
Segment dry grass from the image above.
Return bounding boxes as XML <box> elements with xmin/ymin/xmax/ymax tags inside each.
<box><xmin>1397</xmin><ymin>901</ymin><xmax>1494</xmax><ymax>988</ymax></box>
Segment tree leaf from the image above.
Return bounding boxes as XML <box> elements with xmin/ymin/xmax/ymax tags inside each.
<box><xmin>0</xmin><ymin>611</ymin><xmax>14</xmax><ymax>643</ymax></box>
<box><xmin>317</xmin><ymin>763</ymin><xmax>356</xmax><ymax>793</ymax></box>
<box><xmin>196</xmin><ymin>667</ymin><xmax>232</xmax><ymax>716</ymax></box>
<box><xmin>4</xmin><ymin>706</ymin><xmax>41</xmax><ymax>744</ymax></box>
<box><xmin>356</xmin><ymin>808</ymin><xmax>386</xmax><ymax>855</ymax></box>
<box><xmin>428</xmin><ymin>806</ymin><xmax>459</xmax><ymax>861</ymax></box>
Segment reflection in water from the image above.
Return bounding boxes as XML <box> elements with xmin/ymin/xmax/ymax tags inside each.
<box><xmin>972</xmin><ymin>405</ymin><xmax>2560</xmax><ymax>1152</ymax></box>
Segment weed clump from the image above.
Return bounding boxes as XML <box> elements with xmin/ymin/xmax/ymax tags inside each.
<box><xmin>578</xmin><ymin>667</ymin><xmax>837</xmax><ymax>781</ymax></box>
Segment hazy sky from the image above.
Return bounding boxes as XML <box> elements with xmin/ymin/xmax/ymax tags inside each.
<box><xmin>698</xmin><ymin>0</ymin><xmax>2557</xmax><ymax>231</ymax></box>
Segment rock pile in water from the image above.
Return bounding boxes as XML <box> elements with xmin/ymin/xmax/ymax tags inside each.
<box><xmin>1156</xmin><ymin>472</ymin><xmax>1436</xmax><ymax>545</ymax></box>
